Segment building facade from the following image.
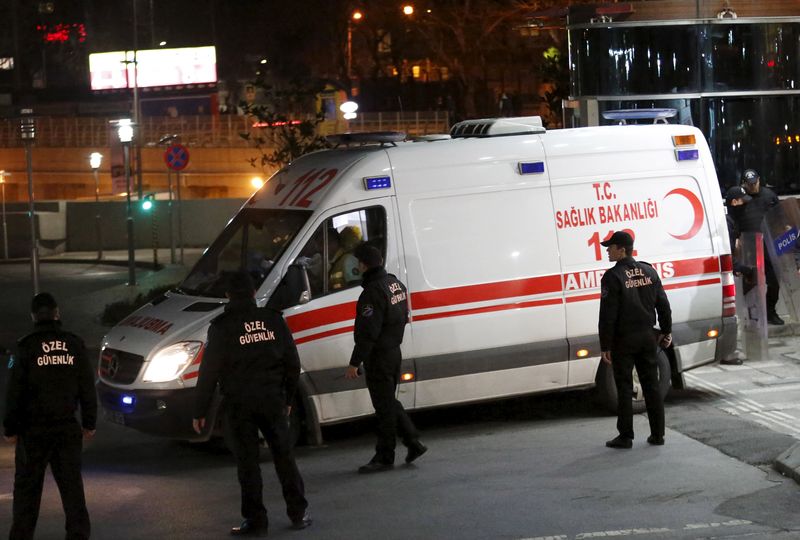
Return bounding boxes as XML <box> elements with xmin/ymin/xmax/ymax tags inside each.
<box><xmin>558</xmin><ymin>0</ymin><xmax>800</xmax><ymax>194</ymax></box>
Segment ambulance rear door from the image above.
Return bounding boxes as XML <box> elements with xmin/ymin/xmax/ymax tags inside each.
<box><xmin>544</xmin><ymin>125</ymin><xmax>722</xmax><ymax>386</ymax></box>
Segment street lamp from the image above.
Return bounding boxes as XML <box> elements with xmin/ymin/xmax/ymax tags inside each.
<box><xmin>402</xmin><ymin>4</ymin><xmax>414</xmax><ymax>16</ymax></box>
<box><xmin>117</xmin><ymin>119</ymin><xmax>137</xmax><ymax>286</ymax></box>
<box><xmin>340</xmin><ymin>101</ymin><xmax>359</xmax><ymax>120</ymax></box>
<box><xmin>347</xmin><ymin>10</ymin><xmax>363</xmax><ymax>81</ymax></box>
<box><xmin>251</xmin><ymin>176</ymin><xmax>265</xmax><ymax>190</ymax></box>
<box><xmin>0</xmin><ymin>170</ymin><xmax>8</xmax><ymax>260</ymax></box>
<box><xmin>20</xmin><ymin>108</ymin><xmax>39</xmax><ymax>294</ymax></box>
<box><xmin>89</xmin><ymin>152</ymin><xmax>103</xmax><ymax>260</ymax></box>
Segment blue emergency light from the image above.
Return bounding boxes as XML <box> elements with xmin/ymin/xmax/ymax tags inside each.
<box><xmin>518</xmin><ymin>162</ymin><xmax>545</xmax><ymax>175</ymax></box>
<box><xmin>121</xmin><ymin>395</ymin><xmax>135</xmax><ymax>406</ymax></box>
<box><xmin>364</xmin><ymin>176</ymin><xmax>392</xmax><ymax>190</ymax></box>
<box><xmin>675</xmin><ymin>149</ymin><xmax>699</xmax><ymax>161</ymax></box>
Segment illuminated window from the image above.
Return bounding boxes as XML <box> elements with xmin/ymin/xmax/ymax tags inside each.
<box><xmin>412</xmin><ymin>65</ymin><xmax>421</xmax><ymax>78</ymax></box>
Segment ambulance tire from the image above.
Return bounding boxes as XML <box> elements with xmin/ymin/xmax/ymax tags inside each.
<box><xmin>597</xmin><ymin>350</ymin><xmax>672</xmax><ymax>415</ymax></box>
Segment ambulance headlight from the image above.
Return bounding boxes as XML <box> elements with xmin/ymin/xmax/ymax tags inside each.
<box><xmin>142</xmin><ymin>341</ymin><xmax>203</xmax><ymax>383</ymax></box>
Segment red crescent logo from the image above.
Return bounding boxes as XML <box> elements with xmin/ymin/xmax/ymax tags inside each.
<box><xmin>664</xmin><ymin>188</ymin><xmax>704</xmax><ymax>240</ymax></box>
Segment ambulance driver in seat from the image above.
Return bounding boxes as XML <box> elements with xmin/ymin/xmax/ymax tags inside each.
<box><xmin>329</xmin><ymin>225</ymin><xmax>362</xmax><ymax>290</ymax></box>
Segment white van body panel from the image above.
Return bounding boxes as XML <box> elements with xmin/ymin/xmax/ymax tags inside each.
<box><xmin>97</xmin><ymin>122</ymin><xmax>734</xmax><ymax>439</ymax></box>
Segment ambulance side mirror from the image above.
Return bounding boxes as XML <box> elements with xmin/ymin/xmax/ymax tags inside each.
<box><xmin>266</xmin><ymin>264</ymin><xmax>311</xmax><ymax>311</ymax></box>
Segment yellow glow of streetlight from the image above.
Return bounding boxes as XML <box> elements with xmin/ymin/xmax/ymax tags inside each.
<box><xmin>402</xmin><ymin>4</ymin><xmax>414</xmax><ymax>15</ymax></box>
<box><xmin>251</xmin><ymin>177</ymin><xmax>265</xmax><ymax>189</ymax></box>
<box><xmin>352</xmin><ymin>10</ymin><xmax>363</xmax><ymax>20</ymax></box>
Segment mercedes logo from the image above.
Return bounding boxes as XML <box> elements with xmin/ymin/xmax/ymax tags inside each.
<box><xmin>107</xmin><ymin>354</ymin><xmax>120</xmax><ymax>379</ymax></box>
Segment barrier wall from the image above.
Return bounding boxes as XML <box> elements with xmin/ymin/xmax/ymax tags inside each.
<box><xmin>0</xmin><ymin>198</ymin><xmax>246</xmax><ymax>257</ymax></box>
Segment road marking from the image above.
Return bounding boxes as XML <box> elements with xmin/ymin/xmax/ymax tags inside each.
<box><xmin>684</xmin><ymin>372</ymin><xmax>800</xmax><ymax>439</ymax></box>
<box><xmin>519</xmin><ymin>519</ymin><xmax>754</xmax><ymax>540</ymax></box>
<box><xmin>740</xmin><ymin>382</ymin><xmax>800</xmax><ymax>395</ymax></box>
<box><xmin>693</xmin><ymin>361</ymin><xmax>788</xmax><ymax>374</ymax></box>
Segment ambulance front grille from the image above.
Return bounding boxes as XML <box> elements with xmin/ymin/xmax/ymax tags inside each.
<box><xmin>99</xmin><ymin>349</ymin><xmax>144</xmax><ymax>384</ymax></box>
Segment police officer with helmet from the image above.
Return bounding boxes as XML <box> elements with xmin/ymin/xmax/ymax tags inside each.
<box><xmin>598</xmin><ymin>231</ymin><xmax>672</xmax><ymax>449</ymax></box>
<box><xmin>737</xmin><ymin>169</ymin><xmax>783</xmax><ymax>325</ymax></box>
<box><xmin>344</xmin><ymin>244</ymin><xmax>427</xmax><ymax>473</ymax></box>
<box><xmin>3</xmin><ymin>292</ymin><xmax>97</xmax><ymax>540</ymax></box>
<box><xmin>193</xmin><ymin>271</ymin><xmax>310</xmax><ymax>536</ymax></box>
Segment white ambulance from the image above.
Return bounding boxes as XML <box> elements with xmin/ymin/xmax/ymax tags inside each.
<box><xmin>96</xmin><ymin>117</ymin><xmax>737</xmax><ymax>444</ymax></box>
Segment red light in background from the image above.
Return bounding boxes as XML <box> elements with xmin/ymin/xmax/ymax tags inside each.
<box><xmin>767</xmin><ymin>59</ymin><xmax>775</xmax><ymax>68</ymax></box>
<box><xmin>37</xmin><ymin>23</ymin><xmax>87</xmax><ymax>44</ymax></box>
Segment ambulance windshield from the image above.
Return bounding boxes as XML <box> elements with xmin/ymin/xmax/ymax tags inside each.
<box><xmin>179</xmin><ymin>208</ymin><xmax>311</xmax><ymax>298</ymax></box>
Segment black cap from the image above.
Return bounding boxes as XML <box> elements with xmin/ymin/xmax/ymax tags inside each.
<box><xmin>353</xmin><ymin>243</ymin><xmax>382</xmax><ymax>268</ymax></box>
<box><xmin>226</xmin><ymin>271</ymin><xmax>255</xmax><ymax>298</ymax></box>
<box><xmin>724</xmin><ymin>185</ymin><xmax>752</xmax><ymax>204</ymax></box>
<box><xmin>31</xmin><ymin>292</ymin><xmax>57</xmax><ymax>313</ymax></box>
<box><xmin>742</xmin><ymin>169</ymin><xmax>760</xmax><ymax>184</ymax></box>
<box><xmin>600</xmin><ymin>231</ymin><xmax>634</xmax><ymax>248</ymax></box>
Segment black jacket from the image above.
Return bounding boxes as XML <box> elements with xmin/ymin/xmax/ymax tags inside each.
<box><xmin>735</xmin><ymin>186</ymin><xmax>779</xmax><ymax>233</ymax></box>
<box><xmin>3</xmin><ymin>320</ymin><xmax>97</xmax><ymax>437</ymax></box>
<box><xmin>193</xmin><ymin>298</ymin><xmax>300</xmax><ymax>418</ymax></box>
<box><xmin>599</xmin><ymin>257</ymin><xmax>672</xmax><ymax>352</ymax></box>
<box><xmin>349</xmin><ymin>267</ymin><xmax>409</xmax><ymax>367</ymax></box>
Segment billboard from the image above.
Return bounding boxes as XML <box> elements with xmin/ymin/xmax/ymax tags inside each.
<box><xmin>89</xmin><ymin>46</ymin><xmax>217</xmax><ymax>90</ymax></box>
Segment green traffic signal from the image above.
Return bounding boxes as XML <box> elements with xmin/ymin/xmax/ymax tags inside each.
<box><xmin>141</xmin><ymin>193</ymin><xmax>155</xmax><ymax>211</ymax></box>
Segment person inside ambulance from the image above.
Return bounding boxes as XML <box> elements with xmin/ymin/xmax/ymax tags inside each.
<box><xmin>737</xmin><ymin>169</ymin><xmax>783</xmax><ymax>325</ymax></box>
<box><xmin>329</xmin><ymin>225</ymin><xmax>363</xmax><ymax>290</ymax></box>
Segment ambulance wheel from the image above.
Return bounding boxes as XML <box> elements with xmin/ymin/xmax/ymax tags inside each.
<box><xmin>597</xmin><ymin>350</ymin><xmax>672</xmax><ymax>415</ymax></box>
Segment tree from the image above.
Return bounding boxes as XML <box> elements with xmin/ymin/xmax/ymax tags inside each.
<box><xmin>537</xmin><ymin>45</ymin><xmax>569</xmax><ymax>127</ymax></box>
<box><xmin>347</xmin><ymin>1</ymin><xmax>578</xmax><ymax>118</ymax></box>
<box><xmin>239</xmin><ymin>78</ymin><xmax>331</xmax><ymax>172</ymax></box>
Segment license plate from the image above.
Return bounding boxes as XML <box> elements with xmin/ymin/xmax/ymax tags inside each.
<box><xmin>104</xmin><ymin>410</ymin><xmax>126</xmax><ymax>425</ymax></box>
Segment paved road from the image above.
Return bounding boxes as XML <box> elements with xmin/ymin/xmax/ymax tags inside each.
<box><xmin>0</xmin><ymin>262</ymin><xmax>799</xmax><ymax>539</ymax></box>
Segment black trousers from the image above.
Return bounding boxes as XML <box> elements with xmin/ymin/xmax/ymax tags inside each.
<box><xmin>765</xmin><ymin>255</ymin><xmax>780</xmax><ymax>315</ymax></box>
<box><xmin>225</xmin><ymin>405</ymin><xmax>307</xmax><ymax>526</ymax></box>
<box><xmin>611</xmin><ymin>334</ymin><xmax>664</xmax><ymax>441</ymax></box>
<box><xmin>364</xmin><ymin>348</ymin><xmax>419</xmax><ymax>464</ymax></box>
<box><xmin>10</xmin><ymin>422</ymin><xmax>90</xmax><ymax>540</ymax></box>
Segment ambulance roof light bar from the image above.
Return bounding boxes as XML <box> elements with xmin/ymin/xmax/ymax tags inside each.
<box><xmin>602</xmin><ymin>108</ymin><xmax>677</xmax><ymax>125</ymax></box>
<box><xmin>450</xmin><ymin>116</ymin><xmax>545</xmax><ymax>138</ymax></box>
<box><xmin>326</xmin><ymin>131</ymin><xmax>406</xmax><ymax>148</ymax></box>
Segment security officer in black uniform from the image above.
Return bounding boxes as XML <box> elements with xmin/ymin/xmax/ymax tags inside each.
<box><xmin>193</xmin><ymin>271</ymin><xmax>310</xmax><ymax>536</ymax></box>
<box><xmin>736</xmin><ymin>169</ymin><xmax>783</xmax><ymax>325</ymax></box>
<box><xmin>3</xmin><ymin>292</ymin><xmax>97</xmax><ymax>540</ymax></box>
<box><xmin>598</xmin><ymin>232</ymin><xmax>672</xmax><ymax>449</ymax></box>
<box><xmin>344</xmin><ymin>244</ymin><xmax>427</xmax><ymax>473</ymax></box>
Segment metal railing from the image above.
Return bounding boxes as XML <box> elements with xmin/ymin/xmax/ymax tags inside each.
<box><xmin>0</xmin><ymin>111</ymin><xmax>450</xmax><ymax>148</ymax></box>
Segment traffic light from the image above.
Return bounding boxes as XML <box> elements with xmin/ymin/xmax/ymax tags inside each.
<box><xmin>141</xmin><ymin>193</ymin><xmax>155</xmax><ymax>211</ymax></box>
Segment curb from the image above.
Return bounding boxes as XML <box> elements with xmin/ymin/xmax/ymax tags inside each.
<box><xmin>774</xmin><ymin>442</ymin><xmax>800</xmax><ymax>483</ymax></box>
<box><xmin>0</xmin><ymin>257</ymin><xmax>163</xmax><ymax>271</ymax></box>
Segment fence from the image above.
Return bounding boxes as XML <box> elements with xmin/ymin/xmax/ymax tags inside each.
<box><xmin>0</xmin><ymin>111</ymin><xmax>450</xmax><ymax>148</ymax></box>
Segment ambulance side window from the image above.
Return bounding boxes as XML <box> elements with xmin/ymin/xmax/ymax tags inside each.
<box><xmin>296</xmin><ymin>206</ymin><xmax>386</xmax><ymax>299</ymax></box>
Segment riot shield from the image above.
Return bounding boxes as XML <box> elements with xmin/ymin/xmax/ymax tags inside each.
<box><xmin>736</xmin><ymin>232</ymin><xmax>767</xmax><ymax>361</ymax></box>
<box><xmin>762</xmin><ymin>198</ymin><xmax>800</xmax><ymax>324</ymax></box>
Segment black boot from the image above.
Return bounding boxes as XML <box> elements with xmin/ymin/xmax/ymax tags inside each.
<box><xmin>405</xmin><ymin>440</ymin><xmax>428</xmax><ymax>464</ymax></box>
